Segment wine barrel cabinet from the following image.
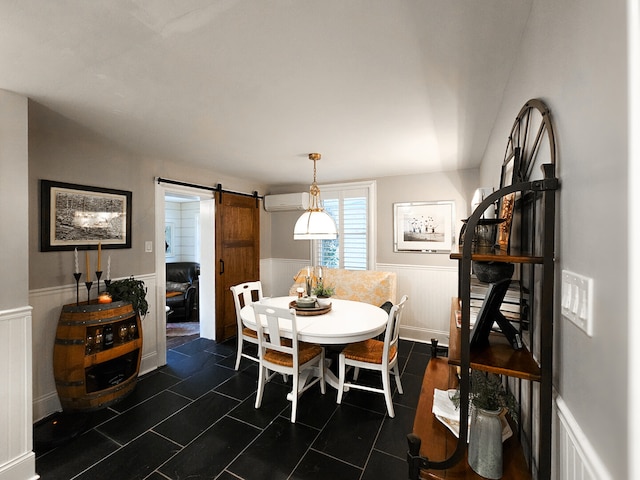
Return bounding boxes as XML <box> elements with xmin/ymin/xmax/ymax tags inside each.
<box><xmin>53</xmin><ymin>300</ymin><xmax>142</xmax><ymax>411</ymax></box>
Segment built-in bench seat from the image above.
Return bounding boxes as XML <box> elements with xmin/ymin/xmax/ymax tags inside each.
<box><xmin>289</xmin><ymin>268</ymin><xmax>397</xmax><ymax>307</ymax></box>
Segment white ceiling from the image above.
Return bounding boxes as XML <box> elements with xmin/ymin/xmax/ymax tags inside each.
<box><xmin>0</xmin><ymin>0</ymin><xmax>532</xmax><ymax>186</ymax></box>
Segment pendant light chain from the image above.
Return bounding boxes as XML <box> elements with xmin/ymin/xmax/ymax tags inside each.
<box><xmin>309</xmin><ymin>153</ymin><xmax>322</xmax><ymax>211</ymax></box>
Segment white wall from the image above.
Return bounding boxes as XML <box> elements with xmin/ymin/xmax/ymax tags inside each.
<box><xmin>376</xmin><ymin>169</ymin><xmax>479</xmax><ymax>267</ymax></box>
<box><xmin>0</xmin><ymin>90</ymin><xmax>37</xmax><ymax>480</ymax></box>
<box><xmin>479</xmin><ymin>0</ymin><xmax>628</xmax><ymax>478</ymax></box>
<box><xmin>180</xmin><ymin>201</ymin><xmax>200</xmax><ymax>262</ymax></box>
<box><xmin>165</xmin><ymin>200</ymin><xmax>200</xmax><ymax>262</ymax></box>
<box><xmin>628</xmin><ymin>2</ymin><xmax>640</xmax><ymax>478</ymax></box>
<box><xmin>27</xmin><ymin>102</ymin><xmax>267</xmax><ymax>424</ymax></box>
<box><xmin>164</xmin><ymin>201</ymin><xmax>182</xmax><ymax>260</ymax></box>
<box><xmin>0</xmin><ymin>91</ymin><xmax>29</xmax><ymax>308</ymax></box>
<box><xmin>264</xmin><ymin>169</ymin><xmax>480</xmax><ymax>348</ymax></box>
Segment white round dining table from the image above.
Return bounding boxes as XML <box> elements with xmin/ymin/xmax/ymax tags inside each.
<box><xmin>240</xmin><ymin>296</ymin><xmax>388</xmax><ymax>345</ymax></box>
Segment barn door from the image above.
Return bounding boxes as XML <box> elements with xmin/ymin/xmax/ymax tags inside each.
<box><xmin>215</xmin><ymin>192</ymin><xmax>260</xmax><ymax>342</ymax></box>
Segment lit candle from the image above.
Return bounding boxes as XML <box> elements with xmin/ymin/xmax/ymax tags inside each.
<box><xmin>98</xmin><ymin>292</ymin><xmax>112</xmax><ymax>304</ymax></box>
<box><xmin>107</xmin><ymin>255</ymin><xmax>111</xmax><ymax>281</ymax></box>
<box><xmin>85</xmin><ymin>251</ymin><xmax>90</xmax><ymax>278</ymax></box>
<box><xmin>74</xmin><ymin>248</ymin><xmax>79</xmax><ymax>274</ymax></box>
<box><xmin>97</xmin><ymin>242</ymin><xmax>102</xmax><ymax>271</ymax></box>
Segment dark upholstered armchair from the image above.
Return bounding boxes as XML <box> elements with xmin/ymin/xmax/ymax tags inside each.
<box><xmin>166</xmin><ymin>262</ymin><xmax>199</xmax><ymax>322</ymax></box>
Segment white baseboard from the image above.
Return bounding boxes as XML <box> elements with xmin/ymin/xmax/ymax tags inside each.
<box><xmin>0</xmin><ymin>452</ymin><xmax>38</xmax><ymax>480</ymax></box>
<box><xmin>140</xmin><ymin>352</ymin><xmax>159</xmax><ymax>376</ymax></box>
<box><xmin>32</xmin><ymin>392</ymin><xmax>61</xmax><ymax>425</ymax></box>
<box><xmin>400</xmin><ymin>325</ymin><xmax>449</xmax><ymax>346</ymax></box>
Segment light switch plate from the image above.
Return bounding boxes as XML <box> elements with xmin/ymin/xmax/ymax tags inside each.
<box><xmin>561</xmin><ymin>270</ymin><xmax>594</xmax><ymax>336</ymax></box>
<box><xmin>145</xmin><ymin>241</ymin><xmax>153</xmax><ymax>253</ymax></box>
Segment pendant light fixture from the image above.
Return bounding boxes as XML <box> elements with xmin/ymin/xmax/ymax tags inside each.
<box><xmin>293</xmin><ymin>153</ymin><xmax>338</xmax><ymax>240</ymax></box>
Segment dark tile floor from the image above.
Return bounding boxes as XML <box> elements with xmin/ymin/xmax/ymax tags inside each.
<box><xmin>35</xmin><ymin>336</ymin><xmax>441</xmax><ymax>480</ymax></box>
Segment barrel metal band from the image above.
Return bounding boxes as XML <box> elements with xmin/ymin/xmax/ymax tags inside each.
<box><xmin>55</xmin><ymin>337</ymin><xmax>85</xmax><ymax>346</ymax></box>
<box><xmin>55</xmin><ymin>379</ymin><xmax>85</xmax><ymax>387</ymax></box>
<box><xmin>84</xmin><ymin>375</ymin><xmax>136</xmax><ymax>399</ymax></box>
<box><xmin>58</xmin><ymin>312</ymin><xmax>136</xmax><ymax>326</ymax></box>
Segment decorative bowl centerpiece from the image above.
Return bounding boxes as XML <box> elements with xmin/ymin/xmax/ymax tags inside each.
<box><xmin>295</xmin><ymin>296</ymin><xmax>317</xmax><ymax>309</ymax></box>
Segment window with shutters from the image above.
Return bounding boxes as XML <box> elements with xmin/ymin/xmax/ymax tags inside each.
<box><xmin>313</xmin><ymin>181</ymin><xmax>376</xmax><ymax>270</ymax></box>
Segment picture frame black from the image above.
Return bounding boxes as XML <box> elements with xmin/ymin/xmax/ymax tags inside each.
<box><xmin>40</xmin><ymin>180</ymin><xmax>132</xmax><ymax>251</ymax></box>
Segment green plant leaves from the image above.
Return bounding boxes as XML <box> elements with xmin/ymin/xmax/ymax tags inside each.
<box><xmin>107</xmin><ymin>276</ymin><xmax>149</xmax><ymax>317</ymax></box>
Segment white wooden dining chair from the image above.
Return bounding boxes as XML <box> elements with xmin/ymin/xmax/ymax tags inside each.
<box><xmin>252</xmin><ymin>303</ymin><xmax>326</xmax><ymax>423</ymax></box>
<box><xmin>336</xmin><ymin>295</ymin><xmax>408</xmax><ymax>417</ymax></box>
<box><xmin>230</xmin><ymin>281</ymin><xmax>263</xmax><ymax>370</ymax></box>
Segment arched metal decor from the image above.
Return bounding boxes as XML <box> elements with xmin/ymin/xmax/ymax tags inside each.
<box><xmin>407</xmin><ymin>99</ymin><xmax>558</xmax><ymax>479</ymax></box>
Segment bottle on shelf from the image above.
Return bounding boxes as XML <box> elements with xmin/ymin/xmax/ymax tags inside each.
<box><xmin>95</xmin><ymin>328</ymin><xmax>103</xmax><ymax>351</ymax></box>
<box><xmin>103</xmin><ymin>324</ymin><xmax>114</xmax><ymax>349</ymax></box>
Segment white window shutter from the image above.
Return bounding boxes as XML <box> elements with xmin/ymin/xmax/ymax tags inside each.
<box><xmin>314</xmin><ymin>183</ymin><xmax>373</xmax><ymax>270</ymax></box>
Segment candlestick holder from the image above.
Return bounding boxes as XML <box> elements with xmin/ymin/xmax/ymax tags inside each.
<box><xmin>95</xmin><ymin>271</ymin><xmax>103</xmax><ymax>295</ymax></box>
<box><xmin>74</xmin><ymin>273</ymin><xmax>82</xmax><ymax>306</ymax></box>
<box><xmin>85</xmin><ymin>281</ymin><xmax>93</xmax><ymax>304</ymax></box>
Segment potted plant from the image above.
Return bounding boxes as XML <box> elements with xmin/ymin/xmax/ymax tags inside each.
<box><xmin>312</xmin><ymin>280</ymin><xmax>335</xmax><ymax>307</ymax></box>
<box><xmin>466</xmin><ymin>370</ymin><xmax>518</xmax><ymax>417</ymax></box>
<box><xmin>451</xmin><ymin>369</ymin><xmax>518</xmax><ymax>479</ymax></box>
<box><xmin>107</xmin><ymin>276</ymin><xmax>149</xmax><ymax>318</ymax></box>
<box><xmin>312</xmin><ymin>280</ymin><xmax>335</xmax><ymax>297</ymax></box>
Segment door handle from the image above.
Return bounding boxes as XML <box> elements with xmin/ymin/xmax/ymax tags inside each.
<box><xmin>219</xmin><ymin>259</ymin><xmax>224</xmax><ymax>275</ymax></box>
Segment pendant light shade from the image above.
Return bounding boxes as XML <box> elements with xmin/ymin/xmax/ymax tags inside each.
<box><xmin>294</xmin><ymin>153</ymin><xmax>338</xmax><ymax>240</ymax></box>
<box><xmin>294</xmin><ymin>210</ymin><xmax>338</xmax><ymax>239</ymax></box>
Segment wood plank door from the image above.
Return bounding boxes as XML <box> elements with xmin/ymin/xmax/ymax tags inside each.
<box><xmin>215</xmin><ymin>192</ymin><xmax>260</xmax><ymax>342</ymax></box>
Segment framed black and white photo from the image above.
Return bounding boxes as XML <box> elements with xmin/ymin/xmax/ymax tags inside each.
<box><xmin>40</xmin><ymin>180</ymin><xmax>132</xmax><ymax>251</ymax></box>
<box><xmin>393</xmin><ymin>201</ymin><xmax>455</xmax><ymax>253</ymax></box>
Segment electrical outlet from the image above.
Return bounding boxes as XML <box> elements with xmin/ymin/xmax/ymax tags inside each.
<box><xmin>561</xmin><ymin>270</ymin><xmax>594</xmax><ymax>336</ymax></box>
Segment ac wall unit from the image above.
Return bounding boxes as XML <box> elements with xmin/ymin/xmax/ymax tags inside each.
<box><xmin>263</xmin><ymin>192</ymin><xmax>310</xmax><ymax>212</ymax></box>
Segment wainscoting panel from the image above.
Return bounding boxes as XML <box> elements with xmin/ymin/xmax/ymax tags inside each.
<box><xmin>555</xmin><ymin>395</ymin><xmax>611</xmax><ymax>480</ymax></box>
<box><xmin>260</xmin><ymin>258</ymin><xmax>310</xmax><ymax>298</ymax></box>
<box><xmin>377</xmin><ymin>263</ymin><xmax>458</xmax><ymax>345</ymax></box>
<box><xmin>0</xmin><ymin>306</ymin><xmax>37</xmax><ymax>480</ymax></box>
<box><xmin>262</xmin><ymin>259</ymin><xmax>458</xmax><ymax>345</ymax></box>
<box><xmin>29</xmin><ymin>274</ymin><xmax>159</xmax><ymax>422</ymax></box>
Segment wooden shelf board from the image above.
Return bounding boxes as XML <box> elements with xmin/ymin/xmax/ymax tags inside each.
<box><xmin>449</xmin><ymin>299</ymin><xmax>541</xmax><ymax>382</ymax></box>
<box><xmin>412</xmin><ymin>357</ymin><xmax>532</xmax><ymax>479</ymax></box>
<box><xmin>449</xmin><ymin>247</ymin><xmax>543</xmax><ymax>264</ymax></box>
<box><xmin>84</xmin><ymin>338</ymin><xmax>142</xmax><ymax>368</ymax></box>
